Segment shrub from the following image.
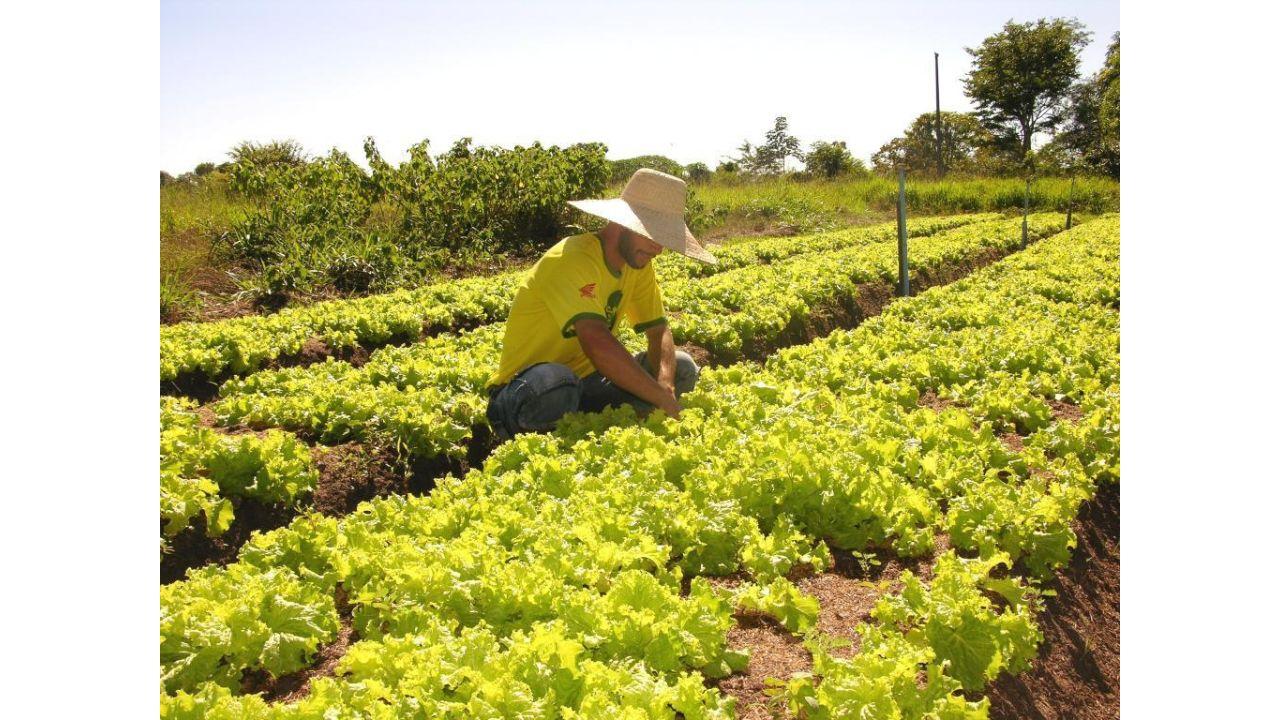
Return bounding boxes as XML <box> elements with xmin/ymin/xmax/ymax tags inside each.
<box><xmin>685</xmin><ymin>162</ymin><xmax>712</xmax><ymax>184</ymax></box>
<box><xmin>609</xmin><ymin>155</ymin><xmax>685</xmax><ymax>184</ymax></box>
<box><xmin>805</xmin><ymin>141</ymin><xmax>868</xmax><ymax>179</ymax></box>
<box><xmin>228</xmin><ymin>139</ymin><xmax>307</xmax><ymax>169</ymax></box>
<box><xmin>221</xmin><ymin>137</ymin><xmax>610</xmax><ymax>299</ymax></box>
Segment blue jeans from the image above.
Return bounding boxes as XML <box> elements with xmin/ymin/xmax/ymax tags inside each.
<box><xmin>486</xmin><ymin>350</ymin><xmax>700</xmax><ymax>440</ymax></box>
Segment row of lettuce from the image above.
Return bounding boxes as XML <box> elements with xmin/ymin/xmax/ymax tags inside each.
<box><xmin>161</xmin><ymin>216</ymin><xmax>1119</xmax><ymax>718</ymax></box>
<box><xmin>161</xmin><ymin>398</ymin><xmax>318</xmax><ymax>553</ymax></box>
<box><xmin>160</xmin><ymin>214</ymin><xmax>1066</xmax><ymax>542</ymax></box>
<box><xmin>160</xmin><ymin>214</ymin><xmax>999</xmax><ymax>384</ymax></box>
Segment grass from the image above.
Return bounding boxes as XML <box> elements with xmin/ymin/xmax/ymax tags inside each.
<box><xmin>160</xmin><ymin>178</ymin><xmax>251</xmax><ymax>320</ymax></box>
<box><xmin>687</xmin><ymin>174</ymin><xmax>1119</xmax><ymax>239</ymax></box>
<box><xmin>160</xmin><ymin>177</ymin><xmax>247</xmax><ymax>241</ymax></box>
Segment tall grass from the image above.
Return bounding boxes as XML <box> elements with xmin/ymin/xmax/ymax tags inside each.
<box><xmin>160</xmin><ymin>179</ymin><xmax>251</xmax><ymax>320</ymax></box>
<box><xmin>694</xmin><ymin>175</ymin><xmax>1118</xmax><ymax>224</ymax></box>
<box><xmin>160</xmin><ymin>178</ymin><xmax>248</xmax><ymax>241</ymax></box>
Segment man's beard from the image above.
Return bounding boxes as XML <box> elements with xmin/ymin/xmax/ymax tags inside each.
<box><xmin>621</xmin><ymin>234</ymin><xmax>651</xmax><ymax>269</ymax></box>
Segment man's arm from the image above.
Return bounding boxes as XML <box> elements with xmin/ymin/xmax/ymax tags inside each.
<box><xmin>645</xmin><ymin>322</ymin><xmax>677</xmax><ymax>395</ymax></box>
<box><xmin>575</xmin><ymin>318</ymin><xmax>681</xmax><ymax>417</ymax></box>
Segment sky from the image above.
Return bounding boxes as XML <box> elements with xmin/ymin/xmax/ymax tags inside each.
<box><xmin>161</xmin><ymin>0</ymin><xmax>1119</xmax><ymax>173</ymax></box>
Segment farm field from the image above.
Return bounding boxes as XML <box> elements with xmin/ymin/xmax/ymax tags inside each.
<box><xmin>160</xmin><ymin>212</ymin><xmax>1068</xmax><ymax>579</ymax></box>
<box><xmin>159</xmin><ymin>213</ymin><xmax>1119</xmax><ymax>718</ymax></box>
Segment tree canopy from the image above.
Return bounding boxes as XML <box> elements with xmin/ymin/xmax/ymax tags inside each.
<box><xmin>1049</xmin><ymin>32</ymin><xmax>1119</xmax><ymax>177</ymax></box>
<box><xmin>805</xmin><ymin>141</ymin><xmax>867</xmax><ymax>179</ymax></box>
<box><xmin>963</xmin><ymin>18</ymin><xmax>1092</xmax><ymax>161</ymax></box>
<box><xmin>735</xmin><ymin>116</ymin><xmax>804</xmax><ymax>175</ymax></box>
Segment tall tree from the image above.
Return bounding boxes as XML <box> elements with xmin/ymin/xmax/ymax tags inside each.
<box><xmin>1096</xmin><ymin>33</ymin><xmax>1120</xmax><ymax>172</ymax></box>
<box><xmin>736</xmin><ymin>116</ymin><xmax>804</xmax><ymax>175</ymax></box>
<box><xmin>1053</xmin><ymin>32</ymin><xmax>1119</xmax><ymax>177</ymax></box>
<box><xmin>963</xmin><ymin>18</ymin><xmax>1092</xmax><ymax>163</ymax></box>
<box><xmin>762</xmin><ymin>116</ymin><xmax>803</xmax><ymax>173</ymax></box>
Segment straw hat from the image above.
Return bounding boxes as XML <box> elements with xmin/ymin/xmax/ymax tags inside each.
<box><xmin>568</xmin><ymin>168</ymin><xmax>716</xmax><ymax>264</ymax></box>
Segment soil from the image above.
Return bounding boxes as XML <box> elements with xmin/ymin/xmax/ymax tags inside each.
<box><xmin>241</xmin><ymin>585</ymin><xmax>358</xmax><ymax>702</ymax></box>
<box><xmin>986</xmin><ymin>482</ymin><xmax>1120</xmax><ymax>720</ymax></box>
<box><xmin>1049</xmin><ymin>399</ymin><xmax>1084</xmax><ymax>423</ymax></box>
<box><xmin>913</xmin><ymin>247</ymin><xmax>1006</xmax><ymax>290</ymax></box>
<box><xmin>713</xmin><ymin>485</ymin><xmax>1118</xmax><ymax>720</ymax></box>
<box><xmin>160</xmin><ymin>443</ymin><xmax>407</xmax><ymax>585</ymax></box>
<box><xmin>717</xmin><ymin>617</ymin><xmax>812</xmax><ymax>720</ymax></box>
<box><xmin>713</xmin><ymin>537</ymin><xmax>950</xmax><ymax>716</ymax></box>
<box><xmin>160</xmin><ymin>498</ymin><xmax>296</xmax><ymax>584</ymax></box>
<box><xmin>917</xmin><ymin>389</ymin><xmax>957</xmax><ymax>413</ymax></box>
<box><xmin>679</xmin><ymin>343</ymin><xmax>713</xmax><ymax>370</ymax></box>
<box><xmin>1000</xmin><ymin>433</ymin><xmax>1026</xmax><ymax>453</ymax></box>
<box><xmin>309</xmin><ymin>443</ymin><xmax>409</xmax><ymax>516</ymax></box>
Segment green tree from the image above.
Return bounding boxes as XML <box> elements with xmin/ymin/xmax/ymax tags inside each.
<box><xmin>684</xmin><ymin>162</ymin><xmax>712</xmax><ymax>184</ymax></box>
<box><xmin>871</xmin><ymin>112</ymin><xmax>1002</xmax><ymax>175</ymax></box>
<box><xmin>1097</xmin><ymin>33</ymin><xmax>1120</xmax><ymax>173</ymax></box>
<box><xmin>805</xmin><ymin>141</ymin><xmax>866</xmax><ymax>179</ymax></box>
<box><xmin>761</xmin><ymin>116</ymin><xmax>803</xmax><ymax>173</ymax></box>
<box><xmin>1053</xmin><ymin>33</ymin><xmax>1119</xmax><ymax>177</ymax></box>
<box><xmin>963</xmin><ymin>18</ymin><xmax>1092</xmax><ymax>162</ymax></box>
<box><xmin>736</xmin><ymin>116</ymin><xmax>804</xmax><ymax>175</ymax></box>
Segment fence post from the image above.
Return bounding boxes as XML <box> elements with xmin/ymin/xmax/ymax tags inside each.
<box><xmin>896</xmin><ymin>168</ymin><xmax>910</xmax><ymax>297</ymax></box>
<box><xmin>1066</xmin><ymin>175</ymin><xmax>1076</xmax><ymax>229</ymax></box>
<box><xmin>1021</xmin><ymin>177</ymin><xmax>1031</xmax><ymax>249</ymax></box>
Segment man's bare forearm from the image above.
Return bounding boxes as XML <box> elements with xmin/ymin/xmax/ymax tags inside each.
<box><xmin>645</xmin><ymin>323</ymin><xmax>676</xmax><ymax>393</ymax></box>
<box><xmin>575</xmin><ymin>319</ymin><xmax>679</xmax><ymax>415</ymax></box>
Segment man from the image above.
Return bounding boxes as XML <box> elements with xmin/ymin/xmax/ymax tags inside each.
<box><xmin>486</xmin><ymin>168</ymin><xmax>716</xmax><ymax>440</ymax></box>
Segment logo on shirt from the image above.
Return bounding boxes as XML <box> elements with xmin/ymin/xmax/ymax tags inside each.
<box><xmin>579</xmin><ymin>283</ymin><xmax>596</xmax><ymax>299</ymax></box>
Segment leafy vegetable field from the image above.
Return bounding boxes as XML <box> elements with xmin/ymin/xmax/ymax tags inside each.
<box><xmin>159</xmin><ymin>214</ymin><xmax>1119</xmax><ymax>718</ymax></box>
<box><xmin>160</xmin><ymin>213</ymin><xmax>1065</xmax><ymax>550</ymax></box>
<box><xmin>160</xmin><ymin>214</ymin><xmax>998</xmax><ymax>390</ymax></box>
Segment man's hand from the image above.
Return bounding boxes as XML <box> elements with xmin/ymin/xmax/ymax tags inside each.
<box><xmin>575</xmin><ymin>318</ymin><xmax>681</xmax><ymax>418</ymax></box>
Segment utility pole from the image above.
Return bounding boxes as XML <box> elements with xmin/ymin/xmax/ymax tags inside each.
<box><xmin>1066</xmin><ymin>175</ymin><xmax>1076</xmax><ymax>229</ymax></box>
<box><xmin>934</xmin><ymin>52</ymin><xmax>944</xmax><ymax>179</ymax></box>
<box><xmin>896</xmin><ymin>168</ymin><xmax>910</xmax><ymax>297</ymax></box>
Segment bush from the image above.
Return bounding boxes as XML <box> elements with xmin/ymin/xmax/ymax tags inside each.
<box><xmin>371</xmin><ymin>138</ymin><xmax>610</xmax><ymax>255</ymax></box>
<box><xmin>228</xmin><ymin>139</ymin><xmax>307</xmax><ymax>169</ymax></box>
<box><xmin>221</xmin><ymin>137</ymin><xmax>610</xmax><ymax>299</ymax></box>
<box><xmin>608</xmin><ymin>155</ymin><xmax>685</xmax><ymax>184</ymax></box>
<box><xmin>805</xmin><ymin>141</ymin><xmax>868</xmax><ymax>179</ymax></box>
<box><xmin>685</xmin><ymin>162</ymin><xmax>712</xmax><ymax>184</ymax></box>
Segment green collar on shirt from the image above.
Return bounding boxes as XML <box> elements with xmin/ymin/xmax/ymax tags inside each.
<box><xmin>594</xmin><ymin>233</ymin><xmax>623</xmax><ymax>279</ymax></box>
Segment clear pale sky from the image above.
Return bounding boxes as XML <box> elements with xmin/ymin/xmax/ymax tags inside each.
<box><xmin>161</xmin><ymin>0</ymin><xmax>1119</xmax><ymax>173</ymax></box>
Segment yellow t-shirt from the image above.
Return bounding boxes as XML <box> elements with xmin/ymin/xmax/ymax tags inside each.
<box><xmin>488</xmin><ymin>233</ymin><xmax>667</xmax><ymax>387</ymax></box>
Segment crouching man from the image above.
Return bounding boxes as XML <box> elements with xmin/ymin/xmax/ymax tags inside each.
<box><xmin>486</xmin><ymin>169</ymin><xmax>716</xmax><ymax>440</ymax></box>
